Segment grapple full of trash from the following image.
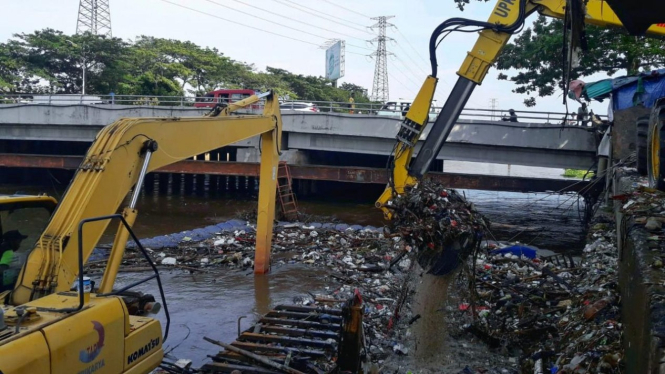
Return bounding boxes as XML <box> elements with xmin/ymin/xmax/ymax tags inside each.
<box><xmin>387</xmin><ymin>180</ymin><xmax>488</xmax><ymax>275</ymax></box>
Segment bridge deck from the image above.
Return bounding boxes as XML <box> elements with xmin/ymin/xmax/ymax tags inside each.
<box><xmin>0</xmin><ymin>104</ymin><xmax>598</xmax><ymax>170</ymax></box>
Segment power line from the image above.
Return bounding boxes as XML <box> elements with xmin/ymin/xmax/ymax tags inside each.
<box><xmin>317</xmin><ymin>0</ymin><xmax>370</xmax><ymax>19</ymax></box>
<box><xmin>270</xmin><ymin>0</ymin><xmax>373</xmax><ymax>34</ymax></box>
<box><xmin>203</xmin><ymin>0</ymin><xmax>371</xmax><ymax>51</ymax></box>
<box><xmin>280</xmin><ymin>0</ymin><xmax>369</xmax><ymax>28</ymax></box>
<box><xmin>158</xmin><ymin>0</ymin><xmax>320</xmax><ymax>47</ymax></box>
<box><xmin>395</xmin><ymin>27</ymin><xmax>428</xmax><ymax>65</ymax></box>
<box><xmin>224</xmin><ymin>0</ymin><xmax>370</xmax><ymax>44</ymax></box>
<box><xmin>392</xmin><ymin>62</ymin><xmax>422</xmax><ymax>93</ymax></box>
<box><xmin>201</xmin><ymin>0</ymin><xmax>336</xmax><ymax>42</ymax></box>
<box><xmin>388</xmin><ymin>72</ymin><xmax>418</xmax><ymax>98</ymax></box>
<box><xmin>391</xmin><ymin>40</ymin><xmax>429</xmax><ymax>77</ymax></box>
<box><xmin>393</xmin><ymin>55</ymin><xmax>425</xmax><ymax>85</ymax></box>
<box><xmin>162</xmin><ymin>0</ymin><xmax>371</xmax><ymax>52</ymax></box>
<box><xmin>392</xmin><ymin>39</ymin><xmax>452</xmax><ymax>88</ymax></box>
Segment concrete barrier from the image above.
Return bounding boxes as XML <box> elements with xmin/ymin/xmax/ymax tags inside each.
<box><xmin>616</xmin><ymin>170</ymin><xmax>665</xmax><ymax>374</ymax></box>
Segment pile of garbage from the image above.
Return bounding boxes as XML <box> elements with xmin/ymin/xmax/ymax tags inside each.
<box><xmin>453</xmin><ymin>225</ymin><xmax>622</xmax><ymax>373</ymax></box>
<box><xmin>387</xmin><ymin>180</ymin><xmax>489</xmax><ymax>275</ymax></box>
<box><xmin>87</xmin><ymin>223</ymin><xmax>394</xmax><ymax>273</ymax></box>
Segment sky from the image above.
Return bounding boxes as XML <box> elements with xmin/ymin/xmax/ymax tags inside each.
<box><xmin>1</xmin><ymin>0</ymin><xmax>616</xmax><ymax>117</ymax></box>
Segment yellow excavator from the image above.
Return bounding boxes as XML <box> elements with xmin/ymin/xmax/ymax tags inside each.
<box><xmin>0</xmin><ymin>92</ymin><xmax>283</xmax><ymax>373</ymax></box>
<box><xmin>1</xmin><ymin>1</ymin><xmax>665</xmax><ymax>374</ymax></box>
<box><xmin>376</xmin><ymin>0</ymin><xmax>665</xmax><ymax>219</ymax></box>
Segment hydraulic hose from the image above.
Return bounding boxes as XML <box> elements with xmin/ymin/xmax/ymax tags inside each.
<box><xmin>428</xmin><ymin>0</ymin><xmax>528</xmax><ymax>77</ymax></box>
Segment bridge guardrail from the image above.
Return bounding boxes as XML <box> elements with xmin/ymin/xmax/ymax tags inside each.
<box><xmin>0</xmin><ymin>93</ymin><xmax>605</xmax><ymax>125</ymax></box>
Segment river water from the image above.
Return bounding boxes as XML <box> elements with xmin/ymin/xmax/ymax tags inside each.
<box><xmin>0</xmin><ymin>170</ymin><xmax>587</xmax><ymax>367</ymax></box>
<box><xmin>114</xmin><ymin>265</ymin><xmax>334</xmax><ymax>365</ymax></box>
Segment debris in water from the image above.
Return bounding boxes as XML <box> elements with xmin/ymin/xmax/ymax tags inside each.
<box><xmin>388</xmin><ymin>180</ymin><xmax>488</xmax><ymax>275</ymax></box>
<box><xmin>452</xmin><ymin>219</ymin><xmax>622</xmax><ymax>373</ymax></box>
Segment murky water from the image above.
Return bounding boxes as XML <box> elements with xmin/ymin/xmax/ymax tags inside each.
<box><xmin>0</xmin><ymin>184</ymin><xmax>384</xmax><ymax>241</ymax></box>
<box><xmin>114</xmin><ymin>264</ymin><xmax>332</xmax><ymax>366</ymax></box>
<box><xmin>412</xmin><ymin>272</ymin><xmax>454</xmax><ymax>362</ymax></box>
<box><xmin>0</xmin><ymin>181</ymin><xmax>586</xmax><ymax>250</ymax></box>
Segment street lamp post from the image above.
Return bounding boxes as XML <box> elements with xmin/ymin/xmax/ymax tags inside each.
<box><xmin>66</xmin><ymin>40</ymin><xmax>86</xmax><ymax>95</ymax></box>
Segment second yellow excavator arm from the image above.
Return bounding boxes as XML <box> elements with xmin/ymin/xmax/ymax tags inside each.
<box><xmin>11</xmin><ymin>93</ymin><xmax>282</xmax><ymax>305</ymax></box>
<box><xmin>376</xmin><ymin>0</ymin><xmax>665</xmax><ymax>219</ymax></box>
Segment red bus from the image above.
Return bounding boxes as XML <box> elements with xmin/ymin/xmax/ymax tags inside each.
<box><xmin>193</xmin><ymin>89</ymin><xmax>257</xmax><ymax>108</ymax></box>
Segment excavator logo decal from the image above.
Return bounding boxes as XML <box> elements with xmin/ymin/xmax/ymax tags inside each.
<box><xmin>79</xmin><ymin>321</ymin><xmax>105</xmax><ymax>363</ymax></box>
<box><xmin>493</xmin><ymin>0</ymin><xmax>515</xmax><ymax>18</ymax></box>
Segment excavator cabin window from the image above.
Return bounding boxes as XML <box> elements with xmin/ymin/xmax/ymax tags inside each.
<box><xmin>0</xmin><ymin>200</ymin><xmax>54</xmax><ymax>291</ymax></box>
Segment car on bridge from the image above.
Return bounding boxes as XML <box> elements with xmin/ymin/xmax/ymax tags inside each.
<box><xmin>279</xmin><ymin>101</ymin><xmax>320</xmax><ymax>112</ymax></box>
<box><xmin>377</xmin><ymin>99</ymin><xmax>440</xmax><ymax>121</ymax></box>
<box><xmin>194</xmin><ymin>89</ymin><xmax>258</xmax><ymax>109</ymax></box>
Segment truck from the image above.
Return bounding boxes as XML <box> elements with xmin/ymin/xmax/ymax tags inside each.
<box><xmin>193</xmin><ymin>89</ymin><xmax>257</xmax><ymax>108</ymax></box>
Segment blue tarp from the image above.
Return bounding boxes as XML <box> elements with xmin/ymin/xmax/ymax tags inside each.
<box><xmin>490</xmin><ymin>245</ymin><xmax>538</xmax><ymax>259</ymax></box>
<box><xmin>582</xmin><ymin>69</ymin><xmax>665</xmax><ymax>111</ymax></box>
<box><xmin>613</xmin><ymin>74</ymin><xmax>665</xmax><ymax>111</ymax></box>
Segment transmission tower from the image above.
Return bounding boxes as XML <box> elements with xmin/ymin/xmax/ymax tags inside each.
<box><xmin>489</xmin><ymin>98</ymin><xmax>498</xmax><ymax>120</ymax></box>
<box><xmin>369</xmin><ymin>16</ymin><xmax>394</xmax><ymax>102</ymax></box>
<box><xmin>77</xmin><ymin>0</ymin><xmax>112</xmax><ymax>36</ymax></box>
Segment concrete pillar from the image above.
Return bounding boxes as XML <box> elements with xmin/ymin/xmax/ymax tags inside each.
<box><xmin>184</xmin><ymin>174</ymin><xmax>194</xmax><ymax>194</ymax></box>
<box><xmin>144</xmin><ymin>174</ymin><xmax>155</xmax><ymax>195</ymax></box>
<box><xmin>210</xmin><ymin>175</ymin><xmax>219</xmax><ymax>192</ymax></box>
<box><xmin>236</xmin><ymin>148</ymin><xmax>261</xmax><ymax>163</ymax></box>
<box><xmin>279</xmin><ymin>149</ymin><xmax>310</xmax><ymax>165</ymax></box>
<box><xmin>172</xmin><ymin>174</ymin><xmax>182</xmax><ymax>194</ymax></box>
<box><xmin>195</xmin><ymin>174</ymin><xmax>206</xmax><ymax>195</ymax></box>
<box><xmin>158</xmin><ymin>174</ymin><xmax>169</xmax><ymax>194</ymax></box>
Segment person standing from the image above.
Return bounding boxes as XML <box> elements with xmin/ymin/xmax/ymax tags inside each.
<box><xmin>509</xmin><ymin>109</ymin><xmax>518</xmax><ymax>122</ymax></box>
<box><xmin>502</xmin><ymin>109</ymin><xmax>518</xmax><ymax>122</ymax></box>
<box><xmin>577</xmin><ymin>103</ymin><xmax>589</xmax><ymax>126</ymax></box>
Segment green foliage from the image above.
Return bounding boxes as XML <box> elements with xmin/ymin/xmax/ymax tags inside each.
<box><xmin>0</xmin><ymin>29</ymin><xmax>370</xmax><ymax>103</ymax></box>
<box><xmin>562</xmin><ymin>168</ymin><xmax>594</xmax><ymax>179</ymax></box>
<box><xmin>495</xmin><ymin>16</ymin><xmax>665</xmax><ymax>106</ymax></box>
<box><xmin>7</xmin><ymin>28</ymin><xmax>130</xmax><ymax>94</ymax></box>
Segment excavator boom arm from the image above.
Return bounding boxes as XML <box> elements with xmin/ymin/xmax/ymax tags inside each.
<box><xmin>12</xmin><ymin>93</ymin><xmax>282</xmax><ymax>305</ymax></box>
<box><xmin>376</xmin><ymin>0</ymin><xmax>665</xmax><ymax>218</ymax></box>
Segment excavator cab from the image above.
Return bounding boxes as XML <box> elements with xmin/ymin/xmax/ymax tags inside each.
<box><xmin>0</xmin><ymin>194</ymin><xmax>56</xmax><ymax>294</ymax></box>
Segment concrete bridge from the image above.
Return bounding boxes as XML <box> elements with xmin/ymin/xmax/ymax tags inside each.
<box><xmin>0</xmin><ymin>104</ymin><xmax>597</xmax><ymax>170</ymax></box>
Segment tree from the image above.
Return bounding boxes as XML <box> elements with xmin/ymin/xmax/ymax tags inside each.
<box><xmin>0</xmin><ymin>40</ymin><xmax>37</xmax><ymax>92</ymax></box>
<box><xmin>495</xmin><ymin>16</ymin><xmax>665</xmax><ymax>106</ymax></box>
<box><xmin>0</xmin><ymin>28</ymin><xmax>372</xmax><ymax>103</ymax></box>
<box><xmin>453</xmin><ymin>0</ymin><xmax>489</xmax><ymax>11</ymax></box>
<box><xmin>11</xmin><ymin>29</ymin><xmax>130</xmax><ymax>94</ymax></box>
<box><xmin>447</xmin><ymin>2</ymin><xmax>665</xmax><ymax>106</ymax></box>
